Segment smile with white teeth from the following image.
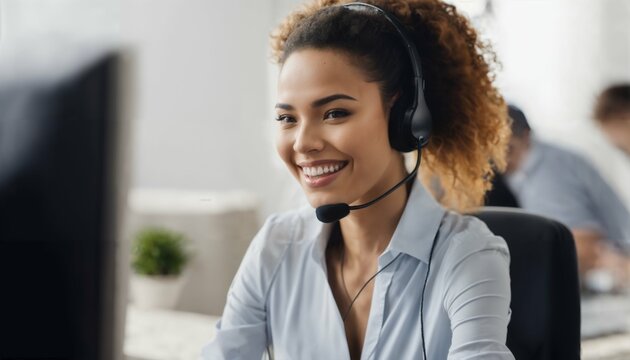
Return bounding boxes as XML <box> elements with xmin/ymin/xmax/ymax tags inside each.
<box><xmin>302</xmin><ymin>162</ymin><xmax>347</xmax><ymax>177</ymax></box>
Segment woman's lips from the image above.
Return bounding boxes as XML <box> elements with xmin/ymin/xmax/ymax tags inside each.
<box><xmin>299</xmin><ymin>161</ymin><xmax>348</xmax><ymax>188</ymax></box>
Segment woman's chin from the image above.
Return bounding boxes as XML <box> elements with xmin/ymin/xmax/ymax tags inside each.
<box><xmin>306</xmin><ymin>194</ymin><xmax>345</xmax><ymax>209</ymax></box>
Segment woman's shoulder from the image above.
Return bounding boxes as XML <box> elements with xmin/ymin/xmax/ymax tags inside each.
<box><xmin>256</xmin><ymin>205</ymin><xmax>316</xmax><ymax>244</ymax></box>
<box><xmin>438</xmin><ymin>210</ymin><xmax>510</xmax><ymax>263</ymax></box>
<box><xmin>233</xmin><ymin>207</ymin><xmax>315</xmax><ymax>294</ymax></box>
<box><xmin>243</xmin><ymin>206</ymin><xmax>317</xmax><ymax>265</ymax></box>
<box><xmin>248</xmin><ymin>208</ymin><xmax>305</xmax><ymax>253</ymax></box>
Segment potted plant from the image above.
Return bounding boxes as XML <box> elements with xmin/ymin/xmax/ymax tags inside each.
<box><xmin>130</xmin><ymin>227</ymin><xmax>191</xmax><ymax>309</ymax></box>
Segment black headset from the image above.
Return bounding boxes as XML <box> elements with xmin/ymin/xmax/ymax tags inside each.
<box><xmin>341</xmin><ymin>3</ymin><xmax>436</xmax><ymax>359</ymax></box>
<box><xmin>342</xmin><ymin>2</ymin><xmax>432</xmax><ymax>152</ymax></box>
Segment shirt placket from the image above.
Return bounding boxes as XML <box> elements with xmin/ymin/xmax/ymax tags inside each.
<box><xmin>360</xmin><ymin>250</ymin><xmax>399</xmax><ymax>360</ymax></box>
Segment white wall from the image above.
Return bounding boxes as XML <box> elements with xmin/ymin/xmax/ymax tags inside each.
<box><xmin>0</xmin><ymin>0</ymin><xmax>121</xmax><ymax>42</ymax></box>
<box><xmin>0</xmin><ymin>0</ymin><xmax>303</xmax><ymax>220</ymax></box>
<box><xmin>489</xmin><ymin>0</ymin><xmax>630</xmax><ymax>205</ymax></box>
<box><xmin>2</xmin><ymin>0</ymin><xmax>628</xmax><ymax>224</ymax></box>
<box><xmin>122</xmin><ymin>0</ymin><xmax>293</xmax><ymax>218</ymax></box>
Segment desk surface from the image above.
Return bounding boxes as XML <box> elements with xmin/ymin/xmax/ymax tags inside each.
<box><xmin>582</xmin><ymin>333</ymin><xmax>630</xmax><ymax>360</ymax></box>
<box><xmin>124</xmin><ymin>305</ymin><xmax>218</xmax><ymax>360</ymax></box>
<box><xmin>124</xmin><ymin>304</ymin><xmax>630</xmax><ymax>360</ymax></box>
<box><xmin>582</xmin><ymin>294</ymin><xmax>630</xmax><ymax>338</ymax></box>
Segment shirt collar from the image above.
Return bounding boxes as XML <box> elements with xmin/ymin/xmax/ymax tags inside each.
<box><xmin>308</xmin><ymin>178</ymin><xmax>446</xmax><ymax>265</ymax></box>
<box><xmin>385</xmin><ymin>178</ymin><xmax>446</xmax><ymax>264</ymax></box>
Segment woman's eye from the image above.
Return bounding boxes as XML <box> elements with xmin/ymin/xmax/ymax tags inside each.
<box><xmin>324</xmin><ymin>109</ymin><xmax>350</xmax><ymax>120</ymax></box>
<box><xmin>275</xmin><ymin>114</ymin><xmax>296</xmax><ymax>124</ymax></box>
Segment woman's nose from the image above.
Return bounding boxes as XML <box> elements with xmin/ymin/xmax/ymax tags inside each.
<box><xmin>293</xmin><ymin>122</ymin><xmax>324</xmax><ymax>154</ymax></box>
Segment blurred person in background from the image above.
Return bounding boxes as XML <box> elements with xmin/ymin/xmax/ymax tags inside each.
<box><xmin>202</xmin><ymin>0</ymin><xmax>516</xmax><ymax>359</ymax></box>
<box><xmin>500</xmin><ymin>104</ymin><xmax>630</xmax><ymax>292</ymax></box>
<box><xmin>484</xmin><ymin>170</ymin><xmax>520</xmax><ymax>208</ymax></box>
<box><xmin>594</xmin><ymin>84</ymin><xmax>630</xmax><ymax>158</ymax></box>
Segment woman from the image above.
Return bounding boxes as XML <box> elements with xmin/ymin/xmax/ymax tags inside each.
<box><xmin>203</xmin><ymin>0</ymin><xmax>513</xmax><ymax>359</ymax></box>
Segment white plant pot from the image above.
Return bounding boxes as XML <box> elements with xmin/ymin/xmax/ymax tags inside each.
<box><xmin>130</xmin><ymin>273</ymin><xmax>187</xmax><ymax>309</ymax></box>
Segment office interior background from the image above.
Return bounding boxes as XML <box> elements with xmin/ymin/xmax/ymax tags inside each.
<box><xmin>1</xmin><ymin>0</ymin><xmax>629</xmax><ymax>359</ymax></box>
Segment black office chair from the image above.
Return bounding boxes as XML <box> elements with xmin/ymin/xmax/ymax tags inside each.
<box><xmin>473</xmin><ymin>207</ymin><xmax>581</xmax><ymax>360</ymax></box>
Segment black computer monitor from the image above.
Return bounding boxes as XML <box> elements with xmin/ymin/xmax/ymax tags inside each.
<box><xmin>0</xmin><ymin>49</ymin><xmax>128</xmax><ymax>360</ymax></box>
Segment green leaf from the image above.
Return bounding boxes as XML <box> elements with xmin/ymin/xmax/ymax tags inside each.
<box><xmin>131</xmin><ymin>227</ymin><xmax>190</xmax><ymax>276</ymax></box>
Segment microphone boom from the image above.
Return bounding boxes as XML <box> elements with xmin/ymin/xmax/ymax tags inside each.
<box><xmin>315</xmin><ymin>143</ymin><xmax>422</xmax><ymax>223</ymax></box>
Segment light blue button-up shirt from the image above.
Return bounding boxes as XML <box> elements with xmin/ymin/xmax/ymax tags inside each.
<box><xmin>202</xmin><ymin>179</ymin><xmax>514</xmax><ymax>359</ymax></box>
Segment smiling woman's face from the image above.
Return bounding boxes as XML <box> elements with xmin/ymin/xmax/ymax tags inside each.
<box><xmin>275</xmin><ymin>48</ymin><xmax>405</xmax><ymax>208</ymax></box>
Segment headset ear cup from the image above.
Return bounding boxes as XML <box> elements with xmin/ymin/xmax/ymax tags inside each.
<box><xmin>388</xmin><ymin>93</ymin><xmax>416</xmax><ymax>152</ymax></box>
<box><xmin>388</xmin><ymin>98</ymin><xmax>406</xmax><ymax>152</ymax></box>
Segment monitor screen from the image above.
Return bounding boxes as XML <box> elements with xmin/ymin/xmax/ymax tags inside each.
<box><xmin>0</xmin><ymin>49</ymin><xmax>128</xmax><ymax>360</ymax></box>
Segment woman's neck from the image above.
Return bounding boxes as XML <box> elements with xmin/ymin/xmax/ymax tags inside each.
<box><xmin>338</xmin><ymin>164</ymin><xmax>411</xmax><ymax>265</ymax></box>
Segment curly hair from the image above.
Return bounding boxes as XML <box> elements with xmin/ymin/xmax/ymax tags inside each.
<box><xmin>270</xmin><ymin>0</ymin><xmax>510</xmax><ymax>212</ymax></box>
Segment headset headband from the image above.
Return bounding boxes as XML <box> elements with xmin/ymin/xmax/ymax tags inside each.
<box><xmin>342</xmin><ymin>2</ymin><xmax>431</xmax><ymax>149</ymax></box>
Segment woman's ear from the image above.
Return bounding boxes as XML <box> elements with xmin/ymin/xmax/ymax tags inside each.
<box><xmin>388</xmin><ymin>92</ymin><xmax>401</xmax><ymax>111</ymax></box>
<box><xmin>385</xmin><ymin>91</ymin><xmax>401</xmax><ymax>118</ymax></box>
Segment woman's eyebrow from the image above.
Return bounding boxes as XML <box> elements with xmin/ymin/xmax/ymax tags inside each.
<box><xmin>275</xmin><ymin>93</ymin><xmax>357</xmax><ymax>111</ymax></box>
<box><xmin>311</xmin><ymin>94</ymin><xmax>357</xmax><ymax>108</ymax></box>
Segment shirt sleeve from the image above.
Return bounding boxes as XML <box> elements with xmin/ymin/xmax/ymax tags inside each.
<box><xmin>443</xmin><ymin>236</ymin><xmax>515</xmax><ymax>360</ymax></box>
<box><xmin>201</xmin><ymin>215</ymin><xmax>285</xmax><ymax>360</ymax></box>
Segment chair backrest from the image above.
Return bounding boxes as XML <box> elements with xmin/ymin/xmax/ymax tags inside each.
<box><xmin>473</xmin><ymin>207</ymin><xmax>581</xmax><ymax>360</ymax></box>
